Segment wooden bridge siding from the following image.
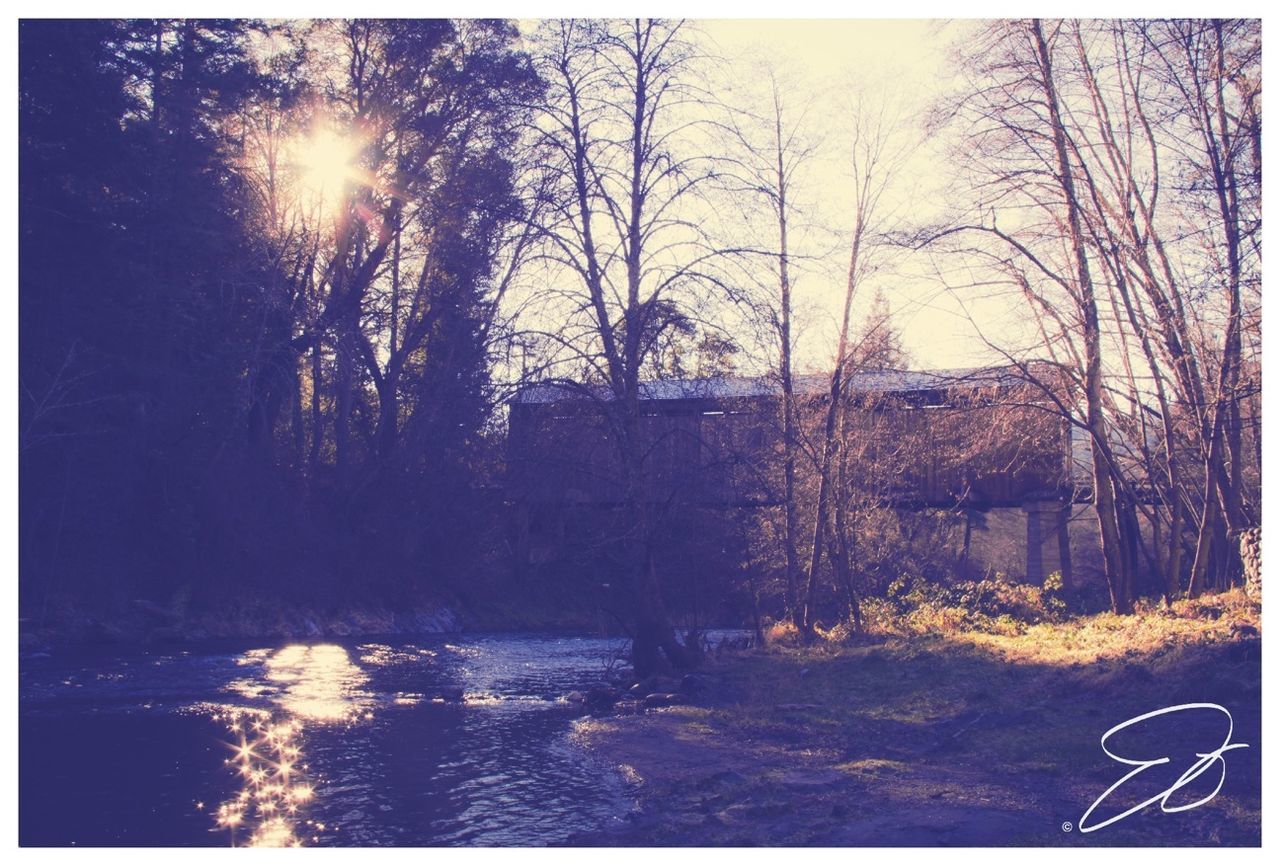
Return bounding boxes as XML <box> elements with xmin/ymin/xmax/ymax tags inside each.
<box><xmin>507</xmin><ymin>390</ymin><xmax>1072</xmax><ymax>509</ymax></box>
<box><xmin>827</xmin><ymin>400</ymin><xmax>1070</xmax><ymax>506</ymax></box>
<box><xmin>507</xmin><ymin>400</ymin><xmax>780</xmax><ymax>506</ymax></box>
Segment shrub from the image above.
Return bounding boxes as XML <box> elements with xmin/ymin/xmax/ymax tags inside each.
<box><xmin>765</xmin><ymin>618</ymin><xmax>800</xmax><ymax>646</ymax></box>
<box><xmin>817</xmin><ymin>619</ymin><xmax>857</xmax><ymax>644</ymax></box>
<box><xmin>875</xmin><ymin>572</ymin><xmax>1069</xmax><ymax>635</ymax></box>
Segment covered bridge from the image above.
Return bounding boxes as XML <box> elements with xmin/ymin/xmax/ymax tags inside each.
<box><xmin>505</xmin><ymin>366</ymin><xmax>1097</xmax><ymax>585</ymax></box>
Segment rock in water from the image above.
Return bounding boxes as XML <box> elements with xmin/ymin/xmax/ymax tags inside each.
<box><xmin>584</xmin><ymin>686</ymin><xmax>620</xmax><ymax>712</ymax></box>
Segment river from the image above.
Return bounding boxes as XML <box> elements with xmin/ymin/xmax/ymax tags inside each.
<box><xmin>19</xmin><ymin>632</ymin><xmax>656</xmax><ymax>846</ymax></box>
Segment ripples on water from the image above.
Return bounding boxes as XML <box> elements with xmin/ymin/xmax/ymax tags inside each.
<box><xmin>19</xmin><ymin>634</ymin><xmax>653</xmax><ymax>846</ymax></box>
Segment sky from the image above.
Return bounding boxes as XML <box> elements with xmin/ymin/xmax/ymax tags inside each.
<box><xmin>696</xmin><ymin>19</ymin><xmax>1001</xmax><ymax>374</ymax></box>
<box><xmin>508</xmin><ymin>17</ymin><xmax>1006</xmax><ymax>377</ymax></box>
<box><xmin>249</xmin><ymin>13</ymin><xmax>1055</xmax><ymax>377</ymax></box>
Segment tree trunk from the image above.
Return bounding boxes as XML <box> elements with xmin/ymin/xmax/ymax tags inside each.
<box><xmin>774</xmin><ymin>91</ymin><xmax>801</xmax><ymax>623</ymax></box>
<box><xmin>334</xmin><ymin>325</ymin><xmax>354</xmax><ymax>480</ymax></box>
<box><xmin>308</xmin><ymin>336</ymin><xmax>323</xmax><ymax>473</ymax></box>
<box><xmin>375</xmin><ymin>370</ymin><xmax>399</xmax><ymax>460</ymax></box>
<box><xmin>1033</xmin><ymin>18</ymin><xmax>1132</xmax><ymax>613</ymax></box>
<box><xmin>629</xmin><ymin>547</ymin><xmax>692</xmax><ymax>678</ymax></box>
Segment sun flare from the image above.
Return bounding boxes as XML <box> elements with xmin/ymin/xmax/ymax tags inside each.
<box><xmin>292</xmin><ymin>128</ymin><xmax>358</xmax><ymax>213</ymax></box>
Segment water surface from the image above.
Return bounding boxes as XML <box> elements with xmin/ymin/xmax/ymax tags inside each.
<box><xmin>20</xmin><ymin>633</ymin><xmax>644</xmax><ymax>846</ymax></box>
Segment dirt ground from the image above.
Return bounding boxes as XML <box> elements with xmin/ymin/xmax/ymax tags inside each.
<box><xmin>569</xmin><ymin>590</ymin><xmax>1262</xmax><ymax>846</ymax></box>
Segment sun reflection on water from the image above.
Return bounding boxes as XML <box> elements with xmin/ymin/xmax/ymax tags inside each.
<box><xmin>228</xmin><ymin>643</ymin><xmax>373</xmax><ymax>722</ymax></box>
<box><xmin>209</xmin><ymin>708</ymin><xmax>320</xmax><ymax>847</ymax></box>
<box><xmin>207</xmin><ymin>644</ymin><xmax>375</xmax><ymax>846</ymax></box>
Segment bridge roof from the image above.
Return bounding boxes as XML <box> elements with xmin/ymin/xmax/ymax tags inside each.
<box><xmin>512</xmin><ymin>367</ymin><xmax>1026</xmax><ymax>405</ymax></box>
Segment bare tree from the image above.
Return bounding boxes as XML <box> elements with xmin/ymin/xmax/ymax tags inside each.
<box><xmin>799</xmin><ymin>93</ymin><xmax>911</xmax><ymax>635</ymax></box>
<box><xmin>711</xmin><ymin>59</ymin><xmax>822</xmax><ymax>623</ymax></box>
<box><xmin>924</xmin><ymin>17</ymin><xmax>1260</xmax><ymax>610</ymax></box>
<box><xmin>523</xmin><ymin>18</ymin><xmax>733</xmax><ymax>674</ymax></box>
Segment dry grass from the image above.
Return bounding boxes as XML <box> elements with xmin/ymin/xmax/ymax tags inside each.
<box><xmin>584</xmin><ymin>587</ymin><xmax>1262</xmax><ymax>846</ymax></box>
<box><xmin>964</xmin><ymin>587</ymin><xmax>1260</xmax><ymax>667</ymax></box>
<box><xmin>764</xmin><ymin>618</ymin><xmax>800</xmax><ymax>644</ymax></box>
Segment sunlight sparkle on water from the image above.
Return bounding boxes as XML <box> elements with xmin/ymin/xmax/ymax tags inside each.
<box><xmin>228</xmin><ymin>643</ymin><xmax>372</xmax><ymax>722</ymax></box>
<box><xmin>207</xmin><ymin>643</ymin><xmax>380</xmax><ymax>847</ymax></box>
<box><xmin>211</xmin><ymin>706</ymin><xmax>314</xmax><ymax>847</ymax></box>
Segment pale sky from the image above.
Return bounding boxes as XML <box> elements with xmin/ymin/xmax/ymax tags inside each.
<box><xmin>698</xmin><ymin>19</ymin><xmax>1001</xmax><ymax>374</ymax></box>
<box><xmin>505</xmin><ymin>17</ymin><xmax>1026</xmax><ymax>380</ymax></box>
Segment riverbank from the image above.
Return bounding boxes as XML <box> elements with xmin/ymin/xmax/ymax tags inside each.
<box><xmin>18</xmin><ymin>599</ymin><xmax>470</xmax><ymax>653</ymax></box>
<box><xmin>18</xmin><ymin>585</ymin><xmax>630</xmax><ymax>653</ymax></box>
<box><xmin>573</xmin><ymin>589</ymin><xmax>1262</xmax><ymax>846</ymax></box>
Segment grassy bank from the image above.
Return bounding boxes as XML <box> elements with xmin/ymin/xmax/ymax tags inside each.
<box><xmin>573</xmin><ymin>588</ymin><xmax>1261</xmax><ymax>846</ymax></box>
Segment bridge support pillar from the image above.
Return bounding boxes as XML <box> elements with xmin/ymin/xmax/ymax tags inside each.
<box><xmin>1023</xmin><ymin>499</ymin><xmax>1072</xmax><ymax>586</ymax></box>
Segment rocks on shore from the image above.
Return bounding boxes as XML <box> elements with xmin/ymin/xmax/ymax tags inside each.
<box><xmin>478</xmin><ymin>673</ymin><xmax>716</xmax><ymax>716</ymax></box>
<box><xmin>641</xmin><ymin>692</ymin><xmax>687</xmax><ymax>709</ymax></box>
<box><xmin>569</xmin><ymin>670</ymin><xmax>719</xmax><ymax>716</ymax></box>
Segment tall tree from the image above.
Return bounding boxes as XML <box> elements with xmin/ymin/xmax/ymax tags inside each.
<box><xmin>926</xmin><ymin>17</ymin><xmax>1260</xmax><ymax>609</ymax></box>
<box><xmin>714</xmin><ymin>62</ymin><xmax>821</xmax><ymax>624</ymax></box>
<box><xmin>800</xmin><ymin>94</ymin><xmax>909</xmax><ymax>635</ymax></box>
<box><xmin>20</xmin><ymin>19</ymin><xmax>269</xmax><ymax>608</ymax></box>
<box><xmin>525</xmin><ymin>18</ymin><xmax>731</xmax><ymax>674</ymax></box>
